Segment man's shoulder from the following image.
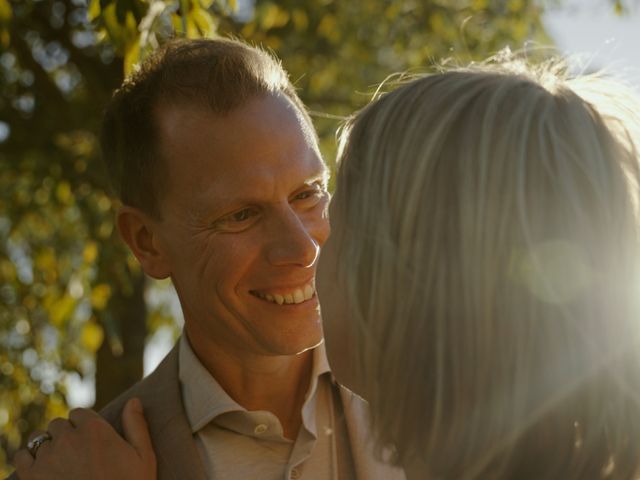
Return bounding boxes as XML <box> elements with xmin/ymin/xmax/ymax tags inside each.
<box><xmin>100</xmin><ymin>342</ymin><xmax>181</xmax><ymax>433</ymax></box>
<box><xmin>98</xmin><ymin>340</ymin><xmax>207</xmax><ymax>480</ymax></box>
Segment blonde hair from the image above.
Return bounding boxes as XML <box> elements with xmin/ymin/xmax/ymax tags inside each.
<box><xmin>332</xmin><ymin>56</ymin><xmax>640</xmax><ymax>478</ymax></box>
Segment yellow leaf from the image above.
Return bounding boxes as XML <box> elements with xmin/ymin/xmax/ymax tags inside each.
<box><xmin>429</xmin><ymin>12</ymin><xmax>445</xmax><ymax>35</ymax></box>
<box><xmin>292</xmin><ymin>9</ymin><xmax>308</xmax><ymax>31</ymax></box>
<box><xmin>22</xmin><ymin>294</ymin><xmax>36</xmax><ymax>310</ymax></box>
<box><xmin>91</xmin><ymin>283</ymin><xmax>112</xmax><ymax>310</ymax></box>
<box><xmin>124</xmin><ymin>39</ymin><xmax>141</xmax><ymax>76</ymax></box>
<box><xmin>384</xmin><ymin>3</ymin><xmax>400</xmax><ymax>18</ymax></box>
<box><xmin>83</xmin><ymin>242</ymin><xmax>98</xmax><ymax>264</ymax></box>
<box><xmin>125</xmin><ymin>10</ymin><xmax>137</xmax><ymax>31</ymax></box>
<box><xmin>507</xmin><ymin>0</ymin><xmax>524</xmax><ymax>13</ymax></box>
<box><xmin>0</xmin><ymin>259</ymin><xmax>16</xmax><ymax>282</ymax></box>
<box><xmin>103</xmin><ymin>6</ymin><xmax>137</xmax><ymax>53</ymax></box>
<box><xmin>97</xmin><ymin>220</ymin><xmax>114</xmax><ymax>239</ymax></box>
<box><xmin>45</xmin><ymin>394</ymin><xmax>68</xmax><ymax>419</ymax></box>
<box><xmin>56</xmin><ymin>181</ymin><xmax>72</xmax><ymax>205</ymax></box>
<box><xmin>317</xmin><ymin>14</ymin><xmax>339</xmax><ymax>42</ymax></box>
<box><xmin>472</xmin><ymin>0</ymin><xmax>488</xmax><ymax>10</ymax></box>
<box><xmin>50</xmin><ymin>295</ymin><xmax>76</xmax><ymax>326</ymax></box>
<box><xmin>241</xmin><ymin>21</ymin><xmax>256</xmax><ymax>37</ymax></box>
<box><xmin>13</xmin><ymin>366</ymin><xmax>27</xmax><ymax>385</ymax></box>
<box><xmin>80</xmin><ymin>321</ymin><xmax>105</xmax><ymax>353</ymax></box>
<box><xmin>171</xmin><ymin>12</ymin><xmax>184</xmax><ymax>34</ymax></box>
<box><xmin>0</xmin><ymin>30</ymin><xmax>9</xmax><ymax>48</ymax></box>
<box><xmin>191</xmin><ymin>7</ymin><xmax>216</xmax><ymax>37</ymax></box>
<box><xmin>261</xmin><ymin>3</ymin><xmax>289</xmax><ymax>30</ymax></box>
<box><xmin>264</xmin><ymin>35</ymin><xmax>282</xmax><ymax>50</ymax></box>
<box><xmin>102</xmin><ymin>3</ymin><xmax>125</xmax><ymax>48</ymax></box>
<box><xmin>0</xmin><ymin>0</ymin><xmax>12</xmax><ymax>23</ymax></box>
<box><xmin>88</xmin><ymin>0</ymin><xmax>101</xmax><ymax>21</ymax></box>
<box><xmin>186</xmin><ymin>17</ymin><xmax>199</xmax><ymax>38</ymax></box>
<box><xmin>126</xmin><ymin>253</ymin><xmax>141</xmax><ymax>273</ymax></box>
<box><xmin>0</xmin><ymin>408</ymin><xmax>8</xmax><ymax>428</ymax></box>
<box><xmin>34</xmin><ymin>248</ymin><xmax>56</xmax><ymax>272</ymax></box>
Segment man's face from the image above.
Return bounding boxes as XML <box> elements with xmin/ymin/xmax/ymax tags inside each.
<box><xmin>153</xmin><ymin>93</ymin><xmax>330</xmax><ymax>358</ymax></box>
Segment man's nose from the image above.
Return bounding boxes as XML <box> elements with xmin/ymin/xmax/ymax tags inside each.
<box><xmin>266</xmin><ymin>210</ymin><xmax>320</xmax><ymax>268</ymax></box>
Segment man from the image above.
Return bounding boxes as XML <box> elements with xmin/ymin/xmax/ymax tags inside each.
<box><xmin>12</xmin><ymin>38</ymin><xmax>405</xmax><ymax>480</ymax></box>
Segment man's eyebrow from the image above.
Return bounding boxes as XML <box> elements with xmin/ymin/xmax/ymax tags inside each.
<box><xmin>190</xmin><ymin>171</ymin><xmax>328</xmax><ymax>222</ymax></box>
<box><xmin>303</xmin><ymin>171</ymin><xmax>329</xmax><ymax>186</ymax></box>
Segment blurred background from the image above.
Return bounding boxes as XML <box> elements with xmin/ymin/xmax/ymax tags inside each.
<box><xmin>0</xmin><ymin>0</ymin><xmax>638</xmax><ymax>474</ymax></box>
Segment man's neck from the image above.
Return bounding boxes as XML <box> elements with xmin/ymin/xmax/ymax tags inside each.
<box><xmin>184</xmin><ymin>328</ymin><xmax>314</xmax><ymax>440</ymax></box>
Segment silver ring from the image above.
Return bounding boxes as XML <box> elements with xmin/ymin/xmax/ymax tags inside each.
<box><xmin>27</xmin><ymin>432</ymin><xmax>52</xmax><ymax>457</ymax></box>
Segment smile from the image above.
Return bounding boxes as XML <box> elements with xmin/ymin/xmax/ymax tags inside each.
<box><xmin>251</xmin><ymin>280</ymin><xmax>316</xmax><ymax>305</ymax></box>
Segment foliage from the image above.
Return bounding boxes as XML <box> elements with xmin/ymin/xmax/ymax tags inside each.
<box><xmin>0</xmin><ymin>0</ymin><xmax>553</xmax><ymax>474</ymax></box>
<box><xmin>241</xmin><ymin>0</ymin><xmax>551</xmax><ymax>168</ymax></box>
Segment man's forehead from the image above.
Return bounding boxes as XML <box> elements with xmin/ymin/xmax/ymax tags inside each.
<box><xmin>154</xmin><ymin>92</ymin><xmax>313</xmax><ymax>132</ymax></box>
<box><xmin>198</xmin><ymin>158</ymin><xmax>327</xmax><ymax>202</ymax></box>
<box><xmin>154</xmin><ymin>92</ymin><xmax>325</xmax><ymax>212</ymax></box>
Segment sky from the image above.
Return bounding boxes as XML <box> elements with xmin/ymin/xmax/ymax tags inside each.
<box><xmin>544</xmin><ymin>0</ymin><xmax>640</xmax><ymax>89</ymax></box>
<box><xmin>64</xmin><ymin>0</ymin><xmax>640</xmax><ymax>408</ymax></box>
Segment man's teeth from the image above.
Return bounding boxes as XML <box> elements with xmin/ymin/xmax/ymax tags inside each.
<box><xmin>255</xmin><ymin>283</ymin><xmax>315</xmax><ymax>305</ymax></box>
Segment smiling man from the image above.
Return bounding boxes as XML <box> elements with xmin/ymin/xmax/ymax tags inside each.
<box><xmin>12</xmin><ymin>39</ymin><xmax>405</xmax><ymax>480</ymax></box>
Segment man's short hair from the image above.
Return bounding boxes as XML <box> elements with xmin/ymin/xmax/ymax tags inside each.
<box><xmin>101</xmin><ymin>38</ymin><xmax>312</xmax><ymax>218</ymax></box>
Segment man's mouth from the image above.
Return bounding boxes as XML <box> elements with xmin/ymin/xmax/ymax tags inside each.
<box><xmin>250</xmin><ymin>280</ymin><xmax>316</xmax><ymax>305</ymax></box>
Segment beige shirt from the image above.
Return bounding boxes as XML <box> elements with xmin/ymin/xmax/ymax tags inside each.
<box><xmin>179</xmin><ymin>335</ymin><xmax>354</xmax><ymax>479</ymax></box>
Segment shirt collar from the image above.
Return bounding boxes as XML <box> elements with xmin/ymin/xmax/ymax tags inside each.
<box><xmin>178</xmin><ymin>333</ymin><xmax>333</xmax><ymax>434</ymax></box>
<box><xmin>178</xmin><ymin>334</ymin><xmax>244</xmax><ymax>432</ymax></box>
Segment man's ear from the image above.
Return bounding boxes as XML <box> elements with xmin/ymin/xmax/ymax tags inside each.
<box><xmin>117</xmin><ymin>206</ymin><xmax>171</xmax><ymax>280</ymax></box>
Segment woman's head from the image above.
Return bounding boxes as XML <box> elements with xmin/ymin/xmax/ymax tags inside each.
<box><xmin>317</xmin><ymin>57</ymin><xmax>640</xmax><ymax>478</ymax></box>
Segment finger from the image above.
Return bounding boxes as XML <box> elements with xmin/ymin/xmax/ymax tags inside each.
<box><xmin>122</xmin><ymin>398</ymin><xmax>155</xmax><ymax>463</ymax></box>
<box><xmin>25</xmin><ymin>430</ymin><xmax>53</xmax><ymax>459</ymax></box>
<box><xmin>47</xmin><ymin>417</ymin><xmax>75</xmax><ymax>439</ymax></box>
<box><xmin>27</xmin><ymin>429</ymin><xmax>48</xmax><ymax>443</ymax></box>
<box><xmin>68</xmin><ymin>407</ymin><xmax>102</xmax><ymax>427</ymax></box>
<box><xmin>13</xmin><ymin>448</ymin><xmax>34</xmax><ymax>472</ymax></box>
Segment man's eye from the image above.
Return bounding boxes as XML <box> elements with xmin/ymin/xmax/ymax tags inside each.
<box><xmin>213</xmin><ymin>208</ymin><xmax>259</xmax><ymax>232</ymax></box>
<box><xmin>294</xmin><ymin>186</ymin><xmax>325</xmax><ymax>201</ymax></box>
<box><xmin>296</xmin><ymin>191</ymin><xmax>314</xmax><ymax>200</ymax></box>
<box><xmin>231</xmin><ymin>209</ymin><xmax>254</xmax><ymax>222</ymax></box>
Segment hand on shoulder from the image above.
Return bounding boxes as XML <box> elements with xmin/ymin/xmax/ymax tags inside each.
<box><xmin>13</xmin><ymin>397</ymin><xmax>156</xmax><ymax>480</ymax></box>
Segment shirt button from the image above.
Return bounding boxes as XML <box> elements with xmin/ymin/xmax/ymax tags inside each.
<box><xmin>254</xmin><ymin>424</ymin><xmax>268</xmax><ymax>435</ymax></box>
<box><xmin>290</xmin><ymin>468</ymin><xmax>301</xmax><ymax>479</ymax></box>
